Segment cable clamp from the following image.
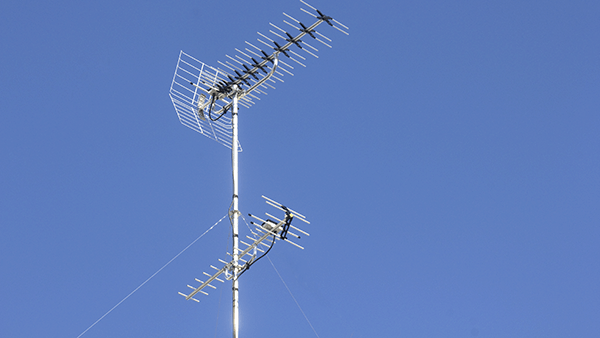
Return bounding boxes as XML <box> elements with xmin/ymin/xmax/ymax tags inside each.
<box><xmin>229</xmin><ymin>209</ymin><xmax>242</xmax><ymax>218</ymax></box>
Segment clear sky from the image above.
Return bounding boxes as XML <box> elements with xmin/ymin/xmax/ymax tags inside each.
<box><xmin>1</xmin><ymin>1</ymin><xmax>599</xmax><ymax>337</ymax></box>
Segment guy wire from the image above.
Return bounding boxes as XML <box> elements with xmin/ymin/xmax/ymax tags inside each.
<box><xmin>76</xmin><ymin>214</ymin><xmax>228</xmax><ymax>338</ymax></box>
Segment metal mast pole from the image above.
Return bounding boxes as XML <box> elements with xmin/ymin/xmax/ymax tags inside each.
<box><xmin>231</xmin><ymin>88</ymin><xmax>240</xmax><ymax>338</ymax></box>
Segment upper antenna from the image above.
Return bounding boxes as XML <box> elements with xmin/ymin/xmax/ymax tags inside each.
<box><xmin>169</xmin><ymin>0</ymin><xmax>348</xmax><ymax>149</ymax></box>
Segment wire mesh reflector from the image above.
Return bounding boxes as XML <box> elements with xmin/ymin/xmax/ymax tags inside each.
<box><xmin>169</xmin><ymin>51</ymin><xmax>240</xmax><ymax>150</ymax></box>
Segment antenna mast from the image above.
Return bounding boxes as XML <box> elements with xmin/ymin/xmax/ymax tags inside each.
<box><xmin>169</xmin><ymin>2</ymin><xmax>348</xmax><ymax>337</ymax></box>
<box><xmin>231</xmin><ymin>89</ymin><xmax>240</xmax><ymax>338</ymax></box>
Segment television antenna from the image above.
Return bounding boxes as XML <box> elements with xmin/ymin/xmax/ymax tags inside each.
<box><xmin>168</xmin><ymin>1</ymin><xmax>348</xmax><ymax>337</ymax></box>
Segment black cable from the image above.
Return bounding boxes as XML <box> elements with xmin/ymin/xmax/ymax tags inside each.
<box><xmin>209</xmin><ymin>105</ymin><xmax>229</xmax><ymax>121</ymax></box>
<box><xmin>238</xmin><ymin>232</ymin><xmax>276</xmax><ymax>278</ymax></box>
<box><xmin>238</xmin><ymin>212</ymin><xmax>294</xmax><ymax>277</ymax></box>
<box><xmin>279</xmin><ymin>207</ymin><xmax>293</xmax><ymax>240</ymax></box>
<box><xmin>208</xmin><ymin>93</ymin><xmax>230</xmax><ymax>122</ymax></box>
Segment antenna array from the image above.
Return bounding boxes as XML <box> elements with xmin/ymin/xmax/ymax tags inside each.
<box><xmin>179</xmin><ymin>196</ymin><xmax>310</xmax><ymax>302</ymax></box>
<box><xmin>169</xmin><ymin>0</ymin><xmax>348</xmax><ymax>149</ymax></box>
<box><xmin>169</xmin><ymin>2</ymin><xmax>346</xmax><ymax>337</ymax></box>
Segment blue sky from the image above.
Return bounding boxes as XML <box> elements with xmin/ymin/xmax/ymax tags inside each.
<box><xmin>1</xmin><ymin>1</ymin><xmax>599</xmax><ymax>337</ymax></box>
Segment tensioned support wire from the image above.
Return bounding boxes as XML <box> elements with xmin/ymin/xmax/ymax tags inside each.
<box><xmin>76</xmin><ymin>214</ymin><xmax>228</xmax><ymax>338</ymax></box>
<box><xmin>240</xmin><ymin>215</ymin><xmax>320</xmax><ymax>338</ymax></box>
<box><xmin>267</xmin><ymin>257</ymin><xmax>321</xmax><ymax>338</ymax></box>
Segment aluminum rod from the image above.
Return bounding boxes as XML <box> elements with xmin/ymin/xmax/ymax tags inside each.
<box><xmin>262</xmin><ymin>195</ymin><xmax>309</xmax><ymax>220</ymax></box>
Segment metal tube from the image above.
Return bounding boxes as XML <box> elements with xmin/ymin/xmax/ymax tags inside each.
<box><xmin>232</xmin><ymin>90</ymin><xmax>240</xmax><ymax>338</ymax></box>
